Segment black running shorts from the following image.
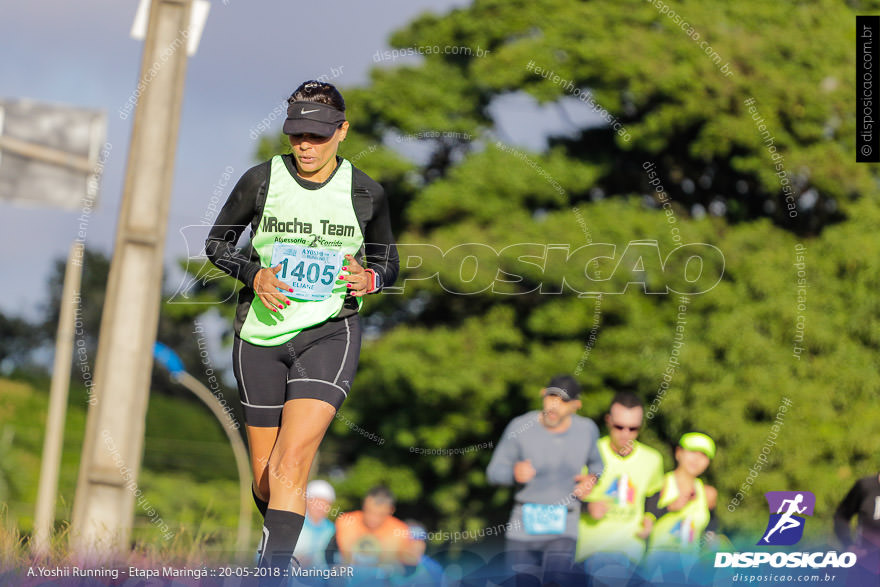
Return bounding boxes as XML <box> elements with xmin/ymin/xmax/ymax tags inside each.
<box><xmin>232</xmin><ymin>314</ymin><xmax>362</xmax><ymax>427</ymax></box>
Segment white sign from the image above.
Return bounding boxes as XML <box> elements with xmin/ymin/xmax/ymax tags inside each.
<box><xmin>0</xmin><ymin>99</ymin><xmax>106</xmax><ymax>211</ymax></box>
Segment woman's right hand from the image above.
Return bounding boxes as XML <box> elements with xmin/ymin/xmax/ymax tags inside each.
<box><xmin>253</xmin><ymin>265</ymin><xmax>292</xmax><ymax>312</ymax></box>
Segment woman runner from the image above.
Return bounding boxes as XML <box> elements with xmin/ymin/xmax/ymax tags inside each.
<box><xmin>639</xmin><ymin>432</ymin><xmax>718</xmax><ymax>583</ymax></box>
<box><xmin>206</xmin><ymin>80</ymin><xmax>399</xmax><ymax>574</ymax></box>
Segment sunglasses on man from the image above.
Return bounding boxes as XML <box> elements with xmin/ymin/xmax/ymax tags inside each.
<box><xmin>611</xmin><ymin>423</ymin><xmax>641</xmax><ymax>432</ymax></box>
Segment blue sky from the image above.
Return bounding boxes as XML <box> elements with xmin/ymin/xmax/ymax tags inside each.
<box><xmin>0</xmin><ymin>0</ymin><xmax>600</xmax><ymax>322</ymax></box>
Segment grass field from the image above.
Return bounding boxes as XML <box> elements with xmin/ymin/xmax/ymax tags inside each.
<box><xmin>0</xmin><ymin>375</ymin><xmax>260</xmax><ymax>567</ymax></box>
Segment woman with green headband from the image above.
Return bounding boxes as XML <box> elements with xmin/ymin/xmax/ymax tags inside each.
<box><xmin>638</xmin><ymin>432</ymin><xmax>718</xmax><ymax>581</ymax></box>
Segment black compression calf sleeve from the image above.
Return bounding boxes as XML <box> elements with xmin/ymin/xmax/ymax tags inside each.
<box><xmin>258</xmin><ymin>509</ymin><xmax>305</xmax><ymax>571</ymax></box>
<box><xmin>252</xmin><ymin>485</ymin><xmax>269</xmax><ymax>518</ymax></box>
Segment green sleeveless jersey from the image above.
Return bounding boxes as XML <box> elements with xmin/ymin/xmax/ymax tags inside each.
<box><xmin>239</xmin><ymin>156</ymin><xmax>364</xmax><ymax>346</ymax></box>
<box><xmin>648</xmin><ymin>473</ymin><xmax>710</xmax><ymax>553</ymax></box>
<box><xmin>576</xmin><ymin>437</ymin><xmax>665</xmax><ymax>562</ymax></box>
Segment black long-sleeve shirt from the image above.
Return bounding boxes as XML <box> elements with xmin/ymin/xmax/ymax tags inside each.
<box><xmin>834</xmin><ymin>474</ymin><xmax>880</xmax><ymax>549</ymax></box>
<box><xmin>205</xmin><ymin>154</ymin><xmax>399</xmax><ymax>335</ymax></box>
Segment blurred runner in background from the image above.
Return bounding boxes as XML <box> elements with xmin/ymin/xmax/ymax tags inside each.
<box><xmin>834</xmin><ymin>472</ymin><xmax>880</xmax><ymax>580</ymax></box>
<box><xmin>486</xmin><ymin>374</ymin><xmax>604</xmax><ymax>585</ymax></box>
<box><xmin>294</xmin><ymin>480</ymin><xmax>337</xmax><ymax>568</ymax></box>
<box><xmin>576</xmin><ymin>391</ymin><xmax>664</xmax><ymax>586</ymax></box>
<box><xmin>389</xmin><ymin>521</ymin><xmax>448</xmax><ymax>587</ymax></box>
<box><xmin>640</xmin><ymin>432</ymin><xmax>718</xmax><ymax>584</ymax></box>
<box><xmin>330</xmin><ymin>485</ymin><xmax>415</xmax><ymax>583</ymax></box>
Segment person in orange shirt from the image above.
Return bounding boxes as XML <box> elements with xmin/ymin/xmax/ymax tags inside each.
<box><xmin>333</xmin><ymin>485</ymin><xmax>416</xmax><ymax>570</ymax></box>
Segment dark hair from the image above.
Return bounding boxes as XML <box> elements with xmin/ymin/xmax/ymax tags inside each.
<box><xmin>289</xmin><ymin>80</ymin><xmax>345</xmax><ymax>112</ymax></box>
<box><xmin>609</xmin><ymin>391</ymin><xmax>643</xmax><ymax>411</ymax></box>
<box><xmin>365</xmin><ymin>485</ymin><xmax>395</xmax><ymax>506</ymax></box>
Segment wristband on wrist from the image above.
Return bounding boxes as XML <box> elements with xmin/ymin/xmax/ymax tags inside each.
<box><xmin>364</xmin><ymin>268</ymin><xmax>379</xmax><ymax>293</ymax></box>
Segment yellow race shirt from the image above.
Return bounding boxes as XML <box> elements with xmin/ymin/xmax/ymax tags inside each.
<box><xmin>576</xmin><ymin>437</ymin><xmax>664</xmax><ymax>563</ymax></box>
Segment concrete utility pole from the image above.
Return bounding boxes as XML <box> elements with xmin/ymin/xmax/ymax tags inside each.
<box><xmin>71</xmin><ymin>0</ymin><xmax>194</xmax><ymax>557</ymax></box>
<box><xmin>32</xmin><ymin>241</ymin><xmax>85</xmax><ymax>557</ymax></box>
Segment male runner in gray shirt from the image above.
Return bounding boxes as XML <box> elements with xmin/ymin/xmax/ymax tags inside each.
<box><xmin>487</xmin><ymin>375</ymin><xmax>604</xmax><ymax>585</ymax></box>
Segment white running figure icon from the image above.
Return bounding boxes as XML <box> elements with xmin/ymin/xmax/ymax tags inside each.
<box><xmin>762</xmin><ymin>493</ymin><xmax>807</xmax><ymax>543</ymax></box>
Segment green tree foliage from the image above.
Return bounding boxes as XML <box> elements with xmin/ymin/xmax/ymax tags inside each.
<box><xmin>187</xmin><ymin>0</ymin><xmax>880</xmax><ymax>547</ymax></box>
<box><xmin>0</xmin><ymin>312</ymin><xmax>41</xmax><ymax>372</ymax></box>
<box><xmin>41</xmin><ymin>249</ymin><xmax>110</xmax><ymax>358</ymax></box>
<box><xmin>388</xmin><ymin>0</ymin><xmax>875</xmax><ymax>234</ymax></box>
<box><xmin>39</xmin><ymin>249</ymin><xmax>241</xmax><ymax>417</ymax></box>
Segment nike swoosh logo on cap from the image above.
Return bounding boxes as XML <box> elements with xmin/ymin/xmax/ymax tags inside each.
<box><xmin>300</xmin><ymin>108</ymin><xmax>320</xmax><ymax>114</ymax></box>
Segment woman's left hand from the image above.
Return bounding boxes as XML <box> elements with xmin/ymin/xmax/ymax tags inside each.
<box><xmin>339</xmin><ymin>254</ymin><xmax>372</xmax><ymax>297</ymax></box>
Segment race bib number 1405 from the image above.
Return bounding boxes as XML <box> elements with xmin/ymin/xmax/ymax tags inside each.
<box><xmin>270</xmin><ymin>243</ymin><xmax>343</xmax><ymax>301</ymax></box>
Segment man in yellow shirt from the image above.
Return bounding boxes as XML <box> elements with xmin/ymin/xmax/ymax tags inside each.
<box><xmin>576</xmin><ymin>392</ymin><xmax>665</xmax><ymax>585</ymax></box>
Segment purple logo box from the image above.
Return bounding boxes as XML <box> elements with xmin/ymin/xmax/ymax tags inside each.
<box><xmin>764</xmin><ymin>491</ymin><xmax>815</xmax><ymax>516</ymax></box>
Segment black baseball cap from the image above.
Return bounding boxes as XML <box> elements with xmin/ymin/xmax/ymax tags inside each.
<box><xmin>544</xmin><ymin>375</ymin><xmax>581</xmax><ymax>402</ymax></box>
<box><xmin>283</xmin><ymin>100</ymin><xmax>346</xmax><ymax>137</ymax></box>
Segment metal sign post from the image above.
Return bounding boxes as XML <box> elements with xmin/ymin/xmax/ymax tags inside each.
<box><xmin>0</xmin><ymin>99</ymin><xmax>106</xmax><ymax>557</ymax></box>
